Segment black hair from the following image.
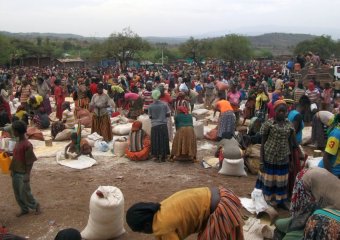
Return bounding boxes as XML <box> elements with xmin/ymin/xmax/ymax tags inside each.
<box><xmin>12</xmin><ymin>120</ymin><xmax>27</xmax><ymax>135</ymax></box>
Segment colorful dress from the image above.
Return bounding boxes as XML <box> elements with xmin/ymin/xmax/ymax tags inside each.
<box><xmin>171</xmin><ymin>113</ymin><xmax>197</xmax><ymax>161</ymax></box>
<box><xmin>255</xmin><ymin>119</ymin><xmax>293</xmax><ymax>204</ymax></box>
<box><xmin>54</xmin><ymin>85</ymin><xmax>65</xmax><ymax>120</ymax></box>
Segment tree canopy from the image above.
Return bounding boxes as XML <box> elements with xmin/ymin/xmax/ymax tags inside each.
<box><xmin>100</xmin><ymin>28</ymin><xmax>150</xmax><ymax>70</ymax></box>
<box><xmin>294</xmin><ymin>35</ymin><xmax>340</xmax><ymax>58</ymax></box>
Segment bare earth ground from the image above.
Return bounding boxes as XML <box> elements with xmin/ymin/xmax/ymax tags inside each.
<box><xmin>0</xmin><ymin>138</ymin><xmax>259</xmax><ymax>240</ymax></box>
<box><xmin>0</xmin><ymin>138</ymin><xmax>315</xmax><ymax>240</ymax></box>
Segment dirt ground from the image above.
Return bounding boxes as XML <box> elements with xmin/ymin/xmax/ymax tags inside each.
<box><xmin>0</xmin><ymin>137</ymin><xmax>316</xmax><ymax>240</ymax></box>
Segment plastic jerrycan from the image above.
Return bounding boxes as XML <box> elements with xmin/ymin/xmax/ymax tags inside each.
<box><xmin>0</xmin><ymin>151</ymin><xmax>11</xmax><ymax>174</ymax></box>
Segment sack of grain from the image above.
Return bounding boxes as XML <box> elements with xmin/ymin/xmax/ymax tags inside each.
<box><xmin>81</xmin><ymin>186</ymin><xmax>125</xmax><ymax>239</ymax></box>
<box><xmin>112</xmin><ymin>123</ymin><xmax>132</xmax><ymax>136</ymax></box>
<box><xmin>218</xmin><ymin>158</ymin><xmax>247</xmax><ymax>176</ymax></box>
<box><xmin>137</xmin><ymin>114</ymin><xmax>151</xmax><ymax>136</ymax></box>
<box><xmin>54</xmin><ymin>129</ymin><xmax>72</xmax><ymax>141</ymax></box>
<box><xmin>193</xmin><ymin>121</ymin><xmax>204</xmax><ymax>139</ymax></box>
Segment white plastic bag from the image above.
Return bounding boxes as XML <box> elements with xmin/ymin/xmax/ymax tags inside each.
<box><xmin>251</xmin><ymin>188</ymin><xmax>268</xmax><ymax>214</ymax></box>
<box><xmin>81</xmin><ymin>186</ymin><xmax>125</xmax><ymax>239</ymax></box>
<box><xmin>94</xmin><ymin>141</ymin><xmax>109</xmax><ymax>152</ymax></box>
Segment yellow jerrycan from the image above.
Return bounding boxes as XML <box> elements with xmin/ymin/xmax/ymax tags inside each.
<box><xmin>0</xmin><ymin>151</ymin><xmax>11</xmax><ymax>174</ymax></box>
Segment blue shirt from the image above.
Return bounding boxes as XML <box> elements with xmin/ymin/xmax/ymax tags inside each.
<box><xmin>288</xmin><ymin>110</ymin><xmax>304</xmax><ymax>144</ymax></box>
<box><xmin>319</xmin><ymin>126</ymin><xmax>340</xmax><ymax>176</ymax></box>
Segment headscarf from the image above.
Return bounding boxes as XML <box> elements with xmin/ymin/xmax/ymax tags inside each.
<box><xmin>54</xmin><ymin>228</ymin><xmax>81</xmax><ymax>240</ymax></box>
<box><xmin>152</xmin><ymin>89</ymin><xmax>161</xmax><ymax>100</ymax></box>
<box><xmin>273</xmin><ymin>100</ymin><xmax>287</xmax><ymax>110</ymax></box>
<box><xmin>177</xmin><ymin>106</ymin><xmax>188</xmax><ymax>114</ymax></box>
<box><xmin>126</xmin><ymin>202</ymin><xmax>161</xmax><ymax>233</ymax></box>
<box><xmin>131</xmin><ymin>121</ymin><xmax>142</xmax><ymax>132</ymax></box>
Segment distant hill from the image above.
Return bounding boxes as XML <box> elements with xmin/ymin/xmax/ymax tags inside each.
<box><xmin>0</xmin><ymin>31</ymin><xmax>86</xmax><ymax>40</ymax></box>
<box><xmin>247</xmin><ymin>33</ymin><xmax>317</xmax><ymax>55</ymax></box>
<box><xmin>0</xmin><ymin>31</ymin><xmax>318</xmax><ymax>55</ymax></box>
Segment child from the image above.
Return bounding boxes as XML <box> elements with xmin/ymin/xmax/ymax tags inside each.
<box><xmin>9</xmin><ymin>120</ymin><xmax>40</xmax><ymax>217</ymax></box>
<box><xmin>64</xmin><ymin>132</ymin><xmax>93</xmax><ymax>159</ymax></box>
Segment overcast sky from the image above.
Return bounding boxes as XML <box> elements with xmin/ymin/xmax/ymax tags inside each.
<box><xmin>0</xmin><ymin>0</ymin><xmax>339</xmax><ymax>38</ymax></box>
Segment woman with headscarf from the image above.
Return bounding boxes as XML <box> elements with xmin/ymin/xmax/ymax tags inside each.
<box><xmin>148</xmin><ymin>89</ymin><xmax>170</xmax><ymax>162</ymax></box>
<box><xmin>255</xmin><ymin>84</ymin><xmax>269</xmax><ymax>121</ymax></box>
<box><xmin>255</xmin><ymin>100</ymin><xmax>297</xmax><ymax>209</ymax></box>
<box><xmin>90</xmin><ymin>82</ymin><xmax>114</xmax><ymax>142</ymax></box>
<box><xmin>170</xmin><ymin>106</ymin><xmax>197</xmax><ymax>162</ymax></box>
<box><xmin>174</xmin><ymin>91</ymin><xmax>190</xmax><ymax>116</ymax></box>
<box><xmin>214</xmin><ymin>92</ymin><xmax>236</xmax><ymax>140</ymax></box>
<box><xmin>124</xmin><ymin>92</ymin><xmax>143</xmax><ymax>119</ymax></box>
<box><xmin>54</xmin><ymin>79</ymin><xmax>65</xmax><ymax>121</ymax></box>
<box><xmin>126</xmin><ymin>120</ymin><xmax>151</xmax><ymax>161</ymax></box>
<box><xmin>274</xmin><ymin>168</ymin><xmax>340</xmax><ymax>240</ymax></box>
<box><xmin>126</xmin><ymin>186</ymin><xmax>244</xmax><ymax>240</ymax></box>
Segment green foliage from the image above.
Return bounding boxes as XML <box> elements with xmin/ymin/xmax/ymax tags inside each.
<box><xmin>253</xmin><ymin>48</ymin><xmax>274</xmax><ymax>59</ymax></box>
<box><xmin>294</xmin><ymin>35</ymin><xmax>339</xmax><ymax>58</ymax></box>
<box><xmin>214</xmin><ymin>34</ymin><xmax>252</xmax><ymax>61</ymax></box>
<box><xmin>179</xmin><ymin>37</ymin><xmax>207</xmax><ymax>63</ymax></box>
<box><xmin>101</xmin><ymin>28</ymin><xmax>150</xmax><ymax>69</ymax></box>
<box><xmin>0</xmin><ymin>34</ymin><xmax>13</xmax><ymax>65</ymax></box>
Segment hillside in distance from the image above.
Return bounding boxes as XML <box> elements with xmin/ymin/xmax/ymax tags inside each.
<box><xmin>0</xmin><ymin>31</ymin><xmax>318</xmax><ymax>55</ymax></box>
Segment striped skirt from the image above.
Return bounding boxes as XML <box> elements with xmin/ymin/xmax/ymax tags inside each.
<box><xmin>198</xmin><ymin>187</ymin><xmax>244</xmax><ymax>240</ymax></box>
<box><xmin>217</xmin><ymin>111</ymin><xmax>236</xmax><ymax>139</ymax></box>
<box><xmin>255</xmin><ymin>160</ymin><xmax>289</xmax><ymax>204</ymax></box>
<box><xmin>151</xmin><ymin>124</ymin><xmax>170</xmax><ymax>157</ymax></box>
<box><xmin>171</xmin><ymin>126</ymin><xmax>197</xmax><ymax>160</ymax></box>
<box><xmin>91</xmin><ymin>114</ymin><xmax>113</xmax><ymax>142</ymax></box>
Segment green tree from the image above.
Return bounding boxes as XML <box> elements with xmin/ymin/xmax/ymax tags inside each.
<box><xmin>179</xmin><ymin>37</ymin><xmax>207</xmax><ymax>64</ymax></box>
<box><xmin>294</xmin><ymin>35</ymin><xmax>337</xmax><ymax>59</ymax></box>
<box><xmin>214</xmin><ymin>34</ymin><xmax>252</xmax><ymax>61</ymax></box>
<box><xmin>103</xmin><ymin>28</ymin><xmax>150</xmax><ymax>70</ymax></box>
<box><xmin>0</xmin><ymin>35</ymin><xmax>12</xmax><ymax>65</ymax></box>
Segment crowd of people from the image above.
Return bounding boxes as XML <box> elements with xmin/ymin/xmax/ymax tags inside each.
<box><xmin>1</xmin><ymin>52</ymin><xmax>340</xmax><ymax>239</ymax></box>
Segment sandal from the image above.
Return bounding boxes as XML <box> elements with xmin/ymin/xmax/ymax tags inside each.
<box><xmin>16</xmin><ymin>211</ymin><xmax>29</xmax><ymax>217</ymax></box>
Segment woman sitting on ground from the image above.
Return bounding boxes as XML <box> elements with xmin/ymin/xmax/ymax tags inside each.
<box><xmin>126</xmin><ymin>187</ymin><xmax>244</xmax><ymax>240</ymax></box>
<box><xmin>125</xmin><ymin>120</ymin><xmax>151</xmax><ymax>161</ymax></box>
<box><xmin>274</xmin><ymin>167</ymin><xmax>340</xmax><ymax>240</ymax></box>
<box><xmin>32</xmin><ymin>107</ymin><xmax>50</xmax><ymax>129</ymax></box>
<box><xmin>170</xmin><ymin>106</ymin><xmax>197</xmax><ymax>162</ymax></box>
<box><xmin>64</xmin><ymin>132</ymin><xmax>93</xmax><ymax>159</ymax></box>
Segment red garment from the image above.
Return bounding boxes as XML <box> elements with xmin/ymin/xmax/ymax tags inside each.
<box><xmin>90</xmin><ymin>83</ymin><xmax>98</xmax><ymax>95</ymax></box>
<box><xmin>0</xmin><ymin>100</ymin><xmax>11</xmax><ymax>121</ymax></box>
<box><xmin>160</xmin><ymin>93</ymin><xmax>172</xmax><ymax>104</ymax></box>
<box><xmin>54</xmin><ymin>86</ymin><xmax>65</xmax><ymax>120</ymax></box>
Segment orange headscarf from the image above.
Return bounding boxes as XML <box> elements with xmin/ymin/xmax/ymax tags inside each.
<box><xmin>273</xmin><ymin>100</ymin><xmax>287</xmax><ymax>110</ymax></box>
